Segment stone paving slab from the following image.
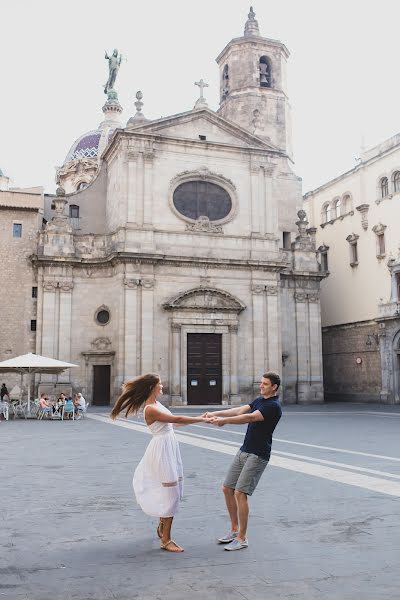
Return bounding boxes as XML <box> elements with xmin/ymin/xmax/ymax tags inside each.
<box><xmin>1</xmin><ymin>405</ymin><xmax>400</xmax><ymax>599</ymax></box>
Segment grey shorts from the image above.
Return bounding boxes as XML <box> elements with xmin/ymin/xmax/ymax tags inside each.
<box><xmin>224</xmin><ymin>450</ymin><xmax>268</xmax><ymax>496</ymax></box>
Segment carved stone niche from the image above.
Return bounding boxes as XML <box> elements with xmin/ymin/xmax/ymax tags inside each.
<box><xmin>91</xmin><ymin>337</ymin><xmax>112</xmax><ymax>351</ymax></box>
<box><xmin>163</xmin><ymin>287</ymin><xmax>246</xmax><ymax>313</ymax></box>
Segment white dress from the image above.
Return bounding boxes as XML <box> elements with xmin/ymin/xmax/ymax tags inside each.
<box><xmin>132</xmin><ymin>401</ymin><xmax>184</xmax><ymax>518</ymax></box>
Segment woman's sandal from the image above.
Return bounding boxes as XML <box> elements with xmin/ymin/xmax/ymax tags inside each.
<box><xmin>160</xmin><ymin>539</ymin><xmax>184</xmax><ymax>553</ymax></box>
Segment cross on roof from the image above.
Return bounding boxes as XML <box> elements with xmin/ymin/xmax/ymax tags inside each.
<box><xmin>194</xmin><ymin>79</ymin><xmax>209</xmax><ymax>99</ymax></box>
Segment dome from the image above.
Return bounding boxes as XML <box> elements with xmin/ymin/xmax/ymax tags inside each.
<box><xmin>64</xmin><ymin>129</ymin><xmax>106</xmax><ymax>164</ymax></box>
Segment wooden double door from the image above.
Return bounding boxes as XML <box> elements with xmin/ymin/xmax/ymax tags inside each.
<box><xmin>187</xmin><ymin>333</ymin><xmax>222</xmax><ymax>405</ymax></box>
<box><xmin>93</xmin><ymin>365</ymin><xmax>111</xmax><ymax>406</ymax></box>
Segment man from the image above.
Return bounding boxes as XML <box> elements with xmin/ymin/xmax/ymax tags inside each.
<box><xmin>0</xmin><ymin>383</ymin><xmax>9</xmax><ymax>401</ymax></box>
<box><xmin>75</xmin><ymin>393</ymin><xmax>86</xmax><ymax>419</ymax></box>
<box><xmin>207</xmin><ymin>372</ymin><xmax>282</xmax><ymax>551</ymax></box>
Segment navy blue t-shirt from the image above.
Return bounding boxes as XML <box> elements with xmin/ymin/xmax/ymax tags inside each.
<box><xmin>240</xmin><ymin>395</ymin><xmax>282</xmax><ymax>460</ymax></box>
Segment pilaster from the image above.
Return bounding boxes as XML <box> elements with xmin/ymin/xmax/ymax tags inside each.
<box><xmin>141</xmin><ymin>278</ymin><xmax>154</xmax><ymax>372</ymax></box>
<box><xmin>123</xmin><ymin>277</ymin><xmax>140</xmax><ymax>381</ymax></box>
<box><xmin>57</xmin><ymin>281</ymin><xmax>73</xmax><ymax>382</ymax></box>
<box><xmin>229</xmin><ymin>324</ymin><xmax>241</xmax><ymax>404</ymax></box>
<box><xmin>251</xmin><ymin>283</ymin><xmax>265</xmax><ymax>393</ymax></box>
<box><xmin>265</xmin><ymin>285</ymin><xmax>281</xmax><ymax>373</ymax></box>
<box><xmin>170</xmin><ymin>323</ymin><xmax>183</xmax><ymax>405</ymax></box>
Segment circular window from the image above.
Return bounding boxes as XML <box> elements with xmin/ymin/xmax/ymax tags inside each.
<box><xmin>173</xmin><ymin>181</ymin><xmax>232</xmax><ymax>221</ymax></box>
<box><xmin>96</xmin><ymin>309</ymin><xmax>110</xmax><ymax>325</ymax></box>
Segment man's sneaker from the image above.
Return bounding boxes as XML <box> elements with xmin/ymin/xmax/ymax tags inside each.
<box><xmin>224</xmin><ymin>538</ymin><xmax>248</xmax><ymax>551</ymax></box>
<box><xmin>217</xmin><ymin>531</ymin><xmax>238</xmax><ymax>544</ymax></box>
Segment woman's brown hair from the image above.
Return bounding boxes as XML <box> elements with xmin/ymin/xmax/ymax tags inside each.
<box><xmin>110</xmin><ymin>373</ymin><xmax>160</xmax><ymax>420</ymax></box>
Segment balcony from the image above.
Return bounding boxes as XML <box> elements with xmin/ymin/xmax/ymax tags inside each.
<box><xmin>378</xmin><ymin>301</ymin><xmax>400</xmax><ymax>319</ymax></box>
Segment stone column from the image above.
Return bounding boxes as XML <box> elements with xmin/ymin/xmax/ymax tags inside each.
<box><xmin>170</xmin><ymin>323</ymin><xmax>183</xmax><ymax>405</ymax></box>
<box><xmin>127</xmin><ymin>151</ymin><xmax>138</xmax><ymax>224</ymax></box>
<box><xmin>141</xmin><ymin>278</ymin><xmax>154</xmax><ymax>373</ymax></box>
<box><xmin>379</xmin><ymin>331</ymin><xmax>391</xmax><ymax>403</ymax></box>
<box><xmin>35</xmin><ymin>269</ymin><xmax>44</xmax><ymax>355</ymax></box>
<box><xmin>266</xmin><ymin>168</ymin><xmax>278</xmax><ymax>234</ymax></box>
<box><xmin>295</xmin><ymin>291</ymin><xmax>311</xmax><ymax>403</ymax></box>
<box><xmin>252</xmin><ymin>283</ymin><xmax>266</xmax><ymax>393</ymax></box>
<box><xmin>136</xmin><ymin>152</ymin><xmax>145</xmax><ymax>226</ymax></box>
<box><xmin>229</xmin><ymin>324</ymin><xmax>241</xmax><ymax>405</ymax></box>
<box><xmin>307</xmin><ymin>293</ymin><xmax>324</xmax><ymax>402</ymax></box>
<box><xmin>250</xmin><ymin>165</ymin><xmax>260</xmax><ymax>234</ymax></box>
<box><xmin>41</xmin><ymin>281</ymin><xmax>58</xmax><ymax>358</ymax></box>
<box><xmin>123</xmin><ymin>278</ymin><xmax>139</xmax><ymax>381</ymax></box>
<box><xmin>390</xmin><ymin>271</ymin><xmax>398</xmax><ymax>302</ymax></box>
<box><xmin>58</xmin><ymin>281</ymin><xmax>73</xmax><ymax>383</ymax></box>
<box><xmin>265</xmin><ymin>285</ymin><xmax>282</xmax><ymax>373</ymax></box>
<box><xmin>41</xmin><ymin>281</ymin><xmax>58</xmax><ymax>385</ymax></box>
<box><xmin>143</xmin><ymin>151</ymin><xmax>154</xmax><ymax>226</ymax></box>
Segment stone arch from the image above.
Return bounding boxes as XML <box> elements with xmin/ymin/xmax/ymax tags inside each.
<box><xmin>162</xmin><ymin>287</ymin><xmax>246</xmax><ymax>313</ymax></box>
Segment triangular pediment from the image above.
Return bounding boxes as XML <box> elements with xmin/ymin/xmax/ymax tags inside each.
<box><xmin>163</xmin><ymin>287</ymin><xmax>246</xmax><ymax>313</ymax></box>
<box><xmin>127</xmin><ymin>108</ymin><xmax>278</xmax><ymax>152</ymax></box>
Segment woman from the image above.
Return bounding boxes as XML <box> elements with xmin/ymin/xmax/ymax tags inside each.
<box><xmin>111</xmin><ymin>373</ymin><xmax>210</xmax><ymax>553</ymax></box>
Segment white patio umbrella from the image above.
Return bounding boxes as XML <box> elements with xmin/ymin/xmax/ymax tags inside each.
<box><xmin>0</xmin><ymin>353</ymin><xmax>78</xmax><ymax>413</ymax></box>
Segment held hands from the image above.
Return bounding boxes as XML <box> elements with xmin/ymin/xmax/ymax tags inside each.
<box><xmin>200</xmin><ymin>411</ymin><xmax>226</xmax><ymax>426</ymax></box>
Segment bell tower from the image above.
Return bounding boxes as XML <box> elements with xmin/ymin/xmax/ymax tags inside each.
<box><xmin>216</xmin><ymin>7</ymin><xmax>292</xmax><ymax>157</ymax></box>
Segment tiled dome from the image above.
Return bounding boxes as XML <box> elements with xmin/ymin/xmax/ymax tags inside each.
<box><xmin>64</xmin><ymin>129</ymin><xmax>116</xmax><ymax>164</ymax></box>
<box><xmin>64</xmin><ymin>130</ymin><xmax>102</xmax><ymax>163</ymax></box>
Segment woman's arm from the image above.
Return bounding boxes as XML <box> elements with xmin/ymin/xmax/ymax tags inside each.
<box><xmin>144</xmin><ymin>405</ymin><xmax>210</xmax><ymax>427</ymax></box>
<box><xmin>203</xmin><ymin>405</ymin><xmax>251</xmax><ymax>418</ymax></box>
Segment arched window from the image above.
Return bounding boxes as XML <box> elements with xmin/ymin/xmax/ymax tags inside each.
<box><xmin>333</xmin><ymin>198</ymin><xmax>341</xmax><ymax>219</ymax></box>
<box><xmin>380</xmin><ymin>177</ymin><xmax>389</xmax><ymax>198</ymax></box>
<box><xmin>77</xmin><ymin>181</ymin><xmax>88</xmax><ymax>191</ymax></box>
<box><xmin>173</xmin><ymin>181</ymin><xmax>232</xmax><ymax>221</ymax></box>
<box><xmin>393</xmin><ymin>171</ymin><xmax>400</xmax><ymax>193</ymax></box>
<box><xmin>322</xmin><ymin>203</ymin><xmax>330</xmax><ymax>223</ymax></box>
<box><xmin>342</xmin><ymin>194</ymin><xmax>351</xmax><ymax>213</ymax></box>
<box><xmin>259</xmin><ymin>56</ymin><xmax>271</xmax><ymax>88</ymax></box>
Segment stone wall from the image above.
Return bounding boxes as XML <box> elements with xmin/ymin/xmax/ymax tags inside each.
<box><xmin>322</xmin><ymin>321</ymin><xmax>381</xmax><ymax>401</ymax></box>
<box><xmin>0</xmin><ymin>206</ymin><xmax>41</xmax><ymax>391</ymax></box>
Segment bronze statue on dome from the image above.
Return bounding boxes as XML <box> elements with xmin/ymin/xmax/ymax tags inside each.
<box><xmin>104</xmin><ymin>49</ymin><xmax>122</xmax><ymax>96</ymax></box>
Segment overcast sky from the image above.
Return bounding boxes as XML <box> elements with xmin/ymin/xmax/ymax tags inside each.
<box><xmin>1</xmin><ymin>0</ymin><xmax>399</xmax><ymax>193</ymax></box>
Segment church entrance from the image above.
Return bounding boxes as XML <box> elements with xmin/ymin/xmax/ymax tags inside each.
<box><xmin>187</xmin><ymin>333</ymin><xmax>222</xmax><ymax>405</ymax></box>
<box><xmin>93</xmin><ymin>365</ymin><xmax>111</xmax><ymax>405</ymax></box>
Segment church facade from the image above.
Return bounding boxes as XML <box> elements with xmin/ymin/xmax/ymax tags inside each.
<box><xmin>33</xmin><ymin>9</ymin><xmax>325</xmax><ymax>406</ymax></box>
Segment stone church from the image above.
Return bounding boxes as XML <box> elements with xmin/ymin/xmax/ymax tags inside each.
<box><xmin>34</xmin><ymin>8</ymin><xmax>324</xmax><ymax>406</ymax></box>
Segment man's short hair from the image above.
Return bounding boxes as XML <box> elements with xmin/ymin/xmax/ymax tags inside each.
<box><xmin>263</xmin><ymin>372</ymin><xmax>281</xmax><ymax>390</ymax></box>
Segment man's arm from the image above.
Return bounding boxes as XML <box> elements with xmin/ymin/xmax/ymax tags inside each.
<box><xmin>210</xmin><ymin>410</ymin><xmax>264</xmax><ymax>427</ymax></box>
<box><xmin>203</xmin><ymin>404</ymin><xmax>251</xmax><ymax>418</ymax></box>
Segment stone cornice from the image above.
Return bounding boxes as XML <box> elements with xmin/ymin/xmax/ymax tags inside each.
<box><xmin>216</xmin><ymin>35</ymin><xmax>290</xmax><ymax>64</ymax></box>
<box><xmin>32</xmin><ymin>251</ymin><xmax>290</xmax><ymax>273</ymax></box>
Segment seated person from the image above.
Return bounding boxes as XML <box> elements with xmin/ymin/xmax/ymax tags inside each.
<box><xmin>39</xmin><ymin>393</ymin><xmax>52</xmax><ymax>415</ymax></box>
<box><xmin>63</xmin><ymin>396</ymin><xmax>74</xmax><ymax>418</ymax></box>
<box><xmin>74</xmin><ymin>393</ymin><xmax>86</xmax><ymax>417</ymax></box>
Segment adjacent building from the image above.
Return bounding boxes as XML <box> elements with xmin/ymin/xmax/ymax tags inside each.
<box><xmin>304</xmin><ymin>133</ymin><xmax>400</xmax><ymax>403</ymax></box>
<box><xmin>0</xmin><ymin>171</ymin><xmax>44</xmax><ymax>389</ymax></box>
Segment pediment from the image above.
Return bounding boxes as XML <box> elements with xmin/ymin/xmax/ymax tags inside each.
<box><xmin>163</xmin><ymin>287</ymin><xmax>246</xmax><ymax>313</ymax></box>
<box><xmin>128</xmin><ymin>108</ymin><xmax>278</xmax><ymax>152</ymax></box>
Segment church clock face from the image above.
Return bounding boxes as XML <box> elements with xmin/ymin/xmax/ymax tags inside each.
<box><xmin>173</xmin><ymin>181</ymin><xmax>232</xmax><ymax>222</ymax></box>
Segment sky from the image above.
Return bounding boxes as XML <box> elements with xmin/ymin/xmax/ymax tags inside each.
<box><xmin>1</xmin><ymin>0</ymin><xmax>400</xmax><ymax>194</ymax></box>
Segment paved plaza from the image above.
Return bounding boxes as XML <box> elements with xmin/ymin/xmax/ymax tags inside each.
<box><xmin>1</xmin><ymin>403</ymin><xmax>400</xmax><ymax>600</ymax></box>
